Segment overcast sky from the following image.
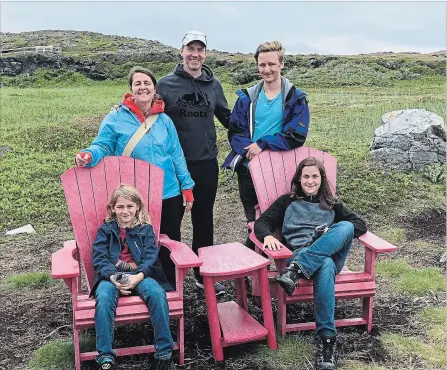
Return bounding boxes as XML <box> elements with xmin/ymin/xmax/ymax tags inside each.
<box><xmin>1</xmin><ymin>1</ymin><xmax>446</xmax><ymax>55</ymax></box>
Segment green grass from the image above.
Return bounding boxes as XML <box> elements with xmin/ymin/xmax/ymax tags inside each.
<box><xmin>419</xmin><ymin>308</ymin><xmax>446</xmax><ymax>343</ymax></box>
<box><xmin>4</xmin><ymin>272</ymin><xmax>54</xmax><ymax>290</ymax></box>
<box><xmin>375</xmin><ymin>226</ymin><xmax>406</xmax><ymax>246</ymax></box>
<box><xmin>250</xmin><ymin>334</ymin><xmax>314</xmax><ymax>369</ymax></box>
<box><xmin>27</xmin><ymin>335</ymin><xmax>96</xmax><ymax>370</ymax></box>
<box><xmin>376</xmin><ymin>259</ymin><xmax>446</xmax><ymax>295</ymax></box>
<box><xmin>1</xmin><ymin>77</ymin><xmax>445</xmax><ymax>231</ymax></box>
<box><xmin>381</xmin><ymin>333</ymin><xmax>446</xmax><ymax>368</ymax></box>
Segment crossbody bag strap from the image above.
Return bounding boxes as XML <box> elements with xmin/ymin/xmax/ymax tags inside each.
<box><xmin>249</xmin><ymin>103</ymin><xmax>254</xmax><ymax>139</ymax></box>
<box><xmin>122</xmin><ymin>114</ymin><xmax>159</xmax><ymax>157</ymax></box>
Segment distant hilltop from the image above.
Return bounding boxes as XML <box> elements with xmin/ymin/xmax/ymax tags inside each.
<box><xmin>1</xmin><ymin>30</ymin><xmax>445</xmax><ymax>87</ymax></box>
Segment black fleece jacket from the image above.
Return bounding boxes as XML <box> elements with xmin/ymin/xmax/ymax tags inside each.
<box><xmin>254</xmin><ymin>193</ymin><xmax>367</xmax><ymax>245</ymax></box>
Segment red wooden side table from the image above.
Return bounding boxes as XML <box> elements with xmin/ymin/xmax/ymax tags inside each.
<box><xmin>198</xmin><ymin>242</ymin><xmax>277</xmax><ymax>361</ymax></box>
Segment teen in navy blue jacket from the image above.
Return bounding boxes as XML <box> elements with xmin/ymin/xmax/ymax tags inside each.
<box><xmin>223</xmin><ymin>41</ymin><xmax>310</xmax><ymax>246</ymax></box>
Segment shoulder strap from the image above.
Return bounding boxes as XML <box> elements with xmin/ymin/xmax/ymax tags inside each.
<box><xmin>249</xmin><ymin>103</ymin><xmax>253</xmax><ymax>139</ymax></box>
<box><xmin>122</xmin><ymin>114</ymin><xmax>159</xmax><ymax>157</ymax></box>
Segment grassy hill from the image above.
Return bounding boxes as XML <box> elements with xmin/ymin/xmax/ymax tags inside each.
<box><xmin>1</xmin><ymin>30</ymin><xmax>445</xmax><ymax>88</ymax></box>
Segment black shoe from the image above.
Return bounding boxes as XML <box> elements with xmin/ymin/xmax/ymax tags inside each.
<box><xmin>274</xmin><ymin>262</ymin><xmax>304</xmax><ymax>296</ymax></box>
<box><xmin>315</xmin><ymin>335</ymin><xmax>337</xmax><ymax>370</ymax></box>
<box><xmin>98</xmin><ymin>360</ymin><xmax>116</xmax><ymax>370</ymax></box>
<box><xmin>195</xmin><ymin>281</ymin><xmax>226</xmax><ymax>296</ymax></box>
<box><xmin>150</xmin><ymin>357</ymin><xmax>175</xmax><ymax>370</ymax></box>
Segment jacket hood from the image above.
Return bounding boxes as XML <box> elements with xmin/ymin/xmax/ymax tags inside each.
<box><xmin>173</xmin><ymin>63</ymin><xmax>214</xmax><ymax>82</ymax></box>
<box><xmin>121</xmin><ymin>93</ymin><xmax>165</xmax><ymax>123</ymax></box>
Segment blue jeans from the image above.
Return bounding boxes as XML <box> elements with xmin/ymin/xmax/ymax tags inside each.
<box><xmin>94</xmin><ymin>277</ymin><xmax>174</xmax><ymax>364</ymax></box>
<box><xmin>291</xmin><ymin>221</ymin><xmax>354</xmax><ymax>337</ymax></box>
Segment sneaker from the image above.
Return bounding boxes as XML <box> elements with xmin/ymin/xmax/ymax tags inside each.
<box><xmin>274</xmin><ymin>262</ymin><xmax>305</xmax><ymax>296</ymax></box>
<box><xmin>98</xmin><ymin>357</ymin><xmax>116</xmax><ymax>370</ymax></box>
<box><xmin>150</xmin><ymin>357</ymin><xmax>175</xmax><ymax>370</ymax></box>
<box><xmin>195</xmin><ymin>281</ymin><xmax>226</xmax><ymax>296</ymax></box>
<box><xmin>315</xmin><ymin>335</ymin><xmax>337</xmax><ymax>370</ymax></box>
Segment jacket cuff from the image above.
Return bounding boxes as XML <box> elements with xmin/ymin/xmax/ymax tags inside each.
<box><xmin>256</xmin><ymin>139</ymin><xmax>268</xmax><ymax>151</ymax></box>
<box><xmin>182</xmin><ymin>189</ymin><xmax>194</xmax><ymax>202</ymax></box>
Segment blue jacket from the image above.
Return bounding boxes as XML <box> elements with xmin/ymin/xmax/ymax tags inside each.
<box><xmin>83</xmin><ymin>106</ymin><xmax>195</xmax><ymax>199</ymax></box>
<box><xmin>222</xmin><ymin>77</ymin><xmax>310</xmax><ymax>171</ymax></box>
<box><xmin>90</xmin><ymin>221</ymin><xmax>172</xmax><ymax>297</ymax></box>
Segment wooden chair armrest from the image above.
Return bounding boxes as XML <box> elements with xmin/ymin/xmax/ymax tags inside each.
<box><xmin>358</xmin><ymin>232</ymin><xmax>398</xmax><ymax>253</ymax></box>
<box><xmin>51</xmin><ymin>240</ymin><xmax>80</xmax><ymax>279</ymax></box>
<box><xmin>249</xmin><ymin>231</ymin><xmax>293</xmax><ymax>259</ymax></box>
<box><xmin>159</xmin><ymin>234</ymin><xmax>202</xmax><ymax>268</ymax></box>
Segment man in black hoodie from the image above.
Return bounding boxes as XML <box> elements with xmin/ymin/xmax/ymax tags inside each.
<box><xmin>157</xmin><ymin>30</ymin><xmax>231</xmax><ymax>295</ymax></box>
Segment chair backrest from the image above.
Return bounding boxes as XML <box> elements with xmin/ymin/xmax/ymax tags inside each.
<box><xmin>61</xmin><ymin>156</ymin><xmax>164</xmax><ymax>292</ymax></box>
<box><xmin>248</xmin><ymin>147</ymin><xmax>337</xmax><ymax>213</ymax></box>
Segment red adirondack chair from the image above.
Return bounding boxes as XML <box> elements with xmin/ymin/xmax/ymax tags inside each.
<box><xmin>247</xmin><ymin>147</ymin><xmax>397</xmax><ymax>336</ymax></box>
<box><xmin>51</xmin><ymin>156</ymin><xmax>202</xmax><ymax>369</ymax></box>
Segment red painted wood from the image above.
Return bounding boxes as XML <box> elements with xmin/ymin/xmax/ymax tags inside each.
<box><xmin>80</xmin><ymin>343</ymin><xmax>180</xmax><ymax>361</ymax></box>
<box><xmin>51</xmin><ymin>240</ymin><xmax>79</xmax><ymax>279</ymax></box>
<box><xmin>257</xmin><ymin>267</ymin><xmax>277</xmax><ymax>349</ymax></box>
<box><xmin>118</xmin><ymin>156</ymin><xmax>136</xmax><ymax>186</ymax></box>
<box><xmin>199</xmin><ymin>242</ymin><xmax>269</xmax><ymax>276</ymax></box>
<box><xmin>148</xmin><ymin>164</ymin><xmax>164</xmax><ymax>242</ymax></box>
<box><xmin>359</xmin><ymin>232</ymin><xmax>398</xmax><ymax>253</ymax></box>
<box><xmin>218</xmin><ymin>301</ymin><xmax>268</xmax><ymax>346</ymax></box>
<box><xmin>203</xmin><ymin>275</ymin><xmax>224</xmax><ymax>361</ymax></box>
<box><xmin>159</xmin><ymin>235</ymin><xmax>203</xmax><ymax>268</ymax></box>
<box><xmin>249</xmin><ymin>231</ymin><xmax>293</xmax><ymax>259</ymax></box>
<box><xmin>286</xmin><ymin>318</ymin><xmax>368</xmax><ymax>332</ymax></box>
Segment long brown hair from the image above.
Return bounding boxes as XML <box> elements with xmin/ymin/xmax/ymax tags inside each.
<box><xmin>290</xmin><ymin>157</ymin><xmax>336</xmax><ymax>210</ymax></box>
<box><xmin>105</xmin><ymin>184</ymin><xmax>151</xmax><ymax>227</ymax></box>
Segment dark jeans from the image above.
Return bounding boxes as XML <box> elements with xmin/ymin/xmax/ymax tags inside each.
<box><xmin>291</xmin><ymin>221</ymin><xmax>354</xmax><ymax>337</ymax></box>
<box><xmin>94</xmin><ymin>278</ymin><xmax>174</xmax><ymax>363</ymax></box>
<box><xmin>187</xmin><ymin>159</ymin><xmax>218</xmax><ymax>282</ymax></box>
<box><xmin>159</xmin><ymin>195</ymin><xmax>185</xmax><ymax>287</ymax></box>
<box><xmin>237</xmin><ymin>167</ymin><xmax>258</xmax><ymax>250</ymax></box>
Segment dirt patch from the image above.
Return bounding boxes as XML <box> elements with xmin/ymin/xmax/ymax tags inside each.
<box><xmin>403</xmin><ymin>208</ymin><xmax>446</xmax><ymax>243</ymax></box>
<box><xmin>0</xmin><ymin>183</ymin><xmax>445</xmax><ymax>370</ymax></box>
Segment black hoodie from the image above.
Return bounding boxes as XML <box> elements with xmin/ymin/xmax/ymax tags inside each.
<box><xmin>157</xmin><ymin>64</ymin><xmax>231</xmax><ymax>161</ymax></box>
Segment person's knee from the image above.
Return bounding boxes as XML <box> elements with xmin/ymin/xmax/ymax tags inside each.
<box><xmin>334</xmin><ymin>221</ymin><xmax>354</xmax><ymax>238</ymax></box>
<box><xmin>140</xmin><ymin>279</ymin><xmax>166</xmax><ymax>302</ymax></box>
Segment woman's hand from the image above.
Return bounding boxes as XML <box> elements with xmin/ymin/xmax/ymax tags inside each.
<box><xmin>182</xmin><ymin>189</ymin><xmax>194</xmax><ymax>213</ymax></box>
<box><xmin>74</xmin><ymin>152</ymin><xmax>92</xmax><ymax>167</ymax></box>
<box><xmin>244</xmin><ymin>143</ymin><xmax>262</xmax><ymax>161</ymax></box>
<box><xmin>263</xmin><ymin>235</ymin><xmax>282</xmax><ymax>251</ymax></box>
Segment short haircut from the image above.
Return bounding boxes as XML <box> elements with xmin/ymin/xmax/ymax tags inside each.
<box><xmin>254</xmin><ymin>41</ymin><xmax>285</xmax><ymax>64</ymax></box>
<box><xmin>127</xmin><ymin>66</ymin><xmax>157</xmax><ymax>89</ymax></box>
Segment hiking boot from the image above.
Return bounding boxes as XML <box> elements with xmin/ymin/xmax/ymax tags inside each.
<box><xmin>98</xmin><ymin>357</ymin><xmax>116</xmax><ymax>370</ymax></box>
<box><xmin>195</xmin><ymin>281</ymin><xmax>226</xmax><ymax>296</ymax></box>
<box><xmin>274</xmin><ymin>262</ymin><xmax>304</xmax><ymax>296</ymax></box>
<box><xmin>150</xmin><ymin>357</ymin><xmax>175</xmax><ymax>370</ymax></box>
<box><xmin>315</xmin><ymin>335</ymin><xmax>337</xmax><ymax>370</ymax></box>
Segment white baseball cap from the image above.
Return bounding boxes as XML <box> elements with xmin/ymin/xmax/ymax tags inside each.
<box><xmin>182</xmin><ymin>30</ymin><xmax>207</xmax><ymax>47</ymax></box>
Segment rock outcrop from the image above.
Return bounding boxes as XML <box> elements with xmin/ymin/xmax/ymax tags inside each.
<box><xmin>370</xmin><ymin>109</ymin><xmax>446</xmax><ymax>175</ymax></box>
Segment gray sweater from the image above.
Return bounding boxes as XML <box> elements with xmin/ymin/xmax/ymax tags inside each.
<box><xmin>254</xmin><ymin>193</ymin><xmax>367</xmax><ymax>251</ymax></box>
<box><xmin>157</xmin><ymin>64</ymin><xmax>231</xmax><ymax>161</ymax></box>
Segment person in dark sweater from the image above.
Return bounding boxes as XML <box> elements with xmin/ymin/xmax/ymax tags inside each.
<box><xmin>157</xmin><ymin>31</ymin><xmax>231</xmax><ymax>295</ymax></box>
<box><xmin>254</xmin><ymin>157</ymin><xmax>367</xmax><ymax>370</ymax></box>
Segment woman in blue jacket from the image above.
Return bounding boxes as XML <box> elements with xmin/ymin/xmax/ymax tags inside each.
<box><xmin>75</xmin><ymin>66</ymin><xmax>194</xmax><ymax>286</ymax></box>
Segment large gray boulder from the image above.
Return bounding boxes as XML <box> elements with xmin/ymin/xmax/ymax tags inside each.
<box><xmin>371</xmin><ymin>109</ymin><xmax>446</xmax><ymax>175</ymax></box>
